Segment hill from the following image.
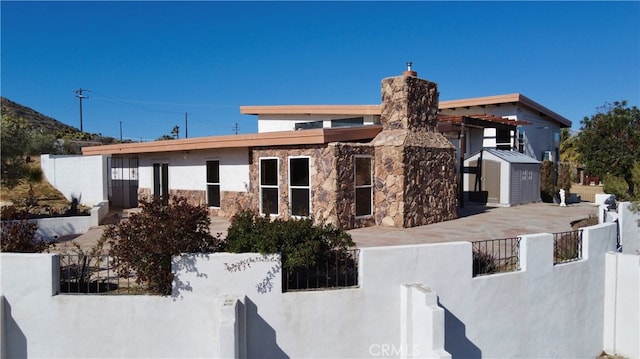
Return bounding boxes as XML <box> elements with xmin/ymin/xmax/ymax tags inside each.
<box><xmin>1</xmin><ymin>97</ymin><xmax>79</xmax><ymax>134</ymax></box>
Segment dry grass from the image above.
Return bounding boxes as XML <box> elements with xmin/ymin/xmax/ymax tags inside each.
<box><xmin>0</xmin><ymin>156</ymin><xmax>73</xmax><ymax>212</ymax></box>
<box><xmin>572</xmin><ymin>183</ymin><xmax>605</xmax><ymax>203</ymax></box>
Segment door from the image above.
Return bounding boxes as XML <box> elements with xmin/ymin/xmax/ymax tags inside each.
<box><xmin>108</xmin><ymin>156</ymin><xmax>139</xmax><ymax>208</ymax></box>
<box><xmin>483</xmin><ymin>160</ymin><xmax>501</xmax><ymax>203</ymax></box>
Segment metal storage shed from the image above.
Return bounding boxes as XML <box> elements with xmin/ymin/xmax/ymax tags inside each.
<box><xmin>464</xmin><ymin>149</ymin><xmax>541</xmax><ymax>206</ymax></box>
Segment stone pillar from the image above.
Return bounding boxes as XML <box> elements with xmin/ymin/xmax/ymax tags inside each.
<box><xmin>372</xmin><ymin>69</ymin><xmax>457</xmax><ymax>228</ymax></box>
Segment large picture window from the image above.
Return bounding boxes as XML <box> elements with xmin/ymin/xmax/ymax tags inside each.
<box><xmin>206</xmin><ymin>160</ymin><xmax>220</xmax><ymax>207</ymax></box>
<box><xmin>289</xmin><ymin>157</ymin><xmax>310</xmax><ymax>216</ymax></box>
<box><xmin>260</xmin><ymin>158</ymin><xmax>279</xmax><ymax>215</ymax></box>
<box><xmin>355</xmin><ymin>156</ymin><xmax>372</xmax><ymax>217</ymax></box>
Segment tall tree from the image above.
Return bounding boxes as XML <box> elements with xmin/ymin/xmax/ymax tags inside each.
<box><xmin>577</xmin><ymin>101</ymin><xmax>640</xmax><ymax>198</ymax></box>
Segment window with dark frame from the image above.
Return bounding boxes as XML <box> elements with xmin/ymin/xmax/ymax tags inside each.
<box><xmin>206</xmin><ymin>160</ymin><xmax>220</xmax><ymax>207</ymax></box>
<box><xmin>355</xmin><ymin>156</ymin><xmax>372</xmax><ymax>217</ymax></box>
<box><xmin>289</xmin><ymin>157</ymin><xmax>310</xmax><ymax>217</ymax></box>
<box><xmin>260</xmin><ymin>158</ymin><xmax>279</xmax><ymax>215</ymax></box>
<box><xmin>496</xmin><ymin>128</ymin><xmax>512</xmax><ymax>150</ymax></box>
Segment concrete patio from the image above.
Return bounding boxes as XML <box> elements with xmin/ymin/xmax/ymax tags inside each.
<box><xmin>349</xmin><ymin>201</ymin><xmax>599</xmax><ymax>247</ymax></box>
<box><xmin>53</xmin><ymin>201</ymin><xmax>600</xmax><ymax>252</ymax></box>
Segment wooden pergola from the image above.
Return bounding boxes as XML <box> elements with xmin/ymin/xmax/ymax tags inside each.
<box><xmin>437</xmin><ymin>114</ymin><xmax>530</xmax><ymax>208</ymax></box>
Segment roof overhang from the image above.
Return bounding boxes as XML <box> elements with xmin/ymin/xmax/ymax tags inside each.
<box><xmin>82</xmin><ymin>126</ymin><xmax>383</xmax><ymax>156</ymax></box>
<box><xmin>440</xmin><ymin>93</ymin><xmax>571</xmax><ymax>127</ymax></box>
<box><xmin>240</xmin><ymin>105</ymin><xmax>381</xmax><ymax>116</ymax></box>
<box><xmin>241</xmin><ymin>94</ymin><xmax>570</xmax><ymax>127</ymax></box>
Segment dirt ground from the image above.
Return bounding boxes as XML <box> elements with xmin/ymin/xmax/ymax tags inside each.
<box><xmin>572</xmin><ymin>183</ymin><xmax>605</xmax><ymax>202</ymax></box>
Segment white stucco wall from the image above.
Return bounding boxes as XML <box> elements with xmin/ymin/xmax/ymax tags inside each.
<box><xmin>603</xmin><ymin>252</ymin><xmax>640</xmax><ymax>358</ymax></box>
<box><xmin>40</xmin><ymin>154</ymin><xmax>108</xmax><ymax>207</ymax></box>
<box><xmin>440</xmin><ymin>104</ymin><xmax>563</xmax><ymax>161</ymax></box>
<box><xmin>1</xmin><ymin>223</ymin><xmax>624</xmax><ymax>359</ymax></box>
<box><xmin>257</xmin><ymin>114</ymin><xmax>379</xmax><ymax>133</ymax></box>
<box><xmin>618</xmin><ymin>202</ymin><xmax>640</xmax><ymax>255</ymax></box>
<box><xmin>137</xmin><ymin>148</ymin><xmax>250</xmax><ymax>193</ymax></box>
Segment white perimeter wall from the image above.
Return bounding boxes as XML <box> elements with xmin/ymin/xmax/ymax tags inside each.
<box><xmin>618</xmin><ymin>202</ymin><xmax>640</xmax><ymax>255</ymax></box>
<box><xmin>137</xmin><ymin>148</ymin><xmax>249</xmax><ymax>192</ymax></box>
<box><xmin>40</xmin><ymin>154</ymin><xmax>108</xmax><ymax>207</ymax></box>
<box><xmin>2</xmin><ymin>222</ymin><xmax>633</xmax><ymax>359</ymax></box>
<box><xmin>604</xmin><ymin>252</ymin><xmax>640</xmax><ymax>358</ymax></box>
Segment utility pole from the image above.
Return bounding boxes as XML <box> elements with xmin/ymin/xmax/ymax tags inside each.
<box><xmin>233</xmin><ymin>122</ymin><xmax>239</xmax><ymax>135</ymax></box>
<box><xmin>119</xmin><ymin>121</ymin><xmax>123</xmax><ymax>142</ymax></box>
<box><xmin>185</xmin><ymin>112</ymin><xmax>188</xmax><ymax>138</ymax></box>
<box><xmin>74</xmin><ymin>88</ymin><xmax>89</xmax><ymax>132</ymax></box>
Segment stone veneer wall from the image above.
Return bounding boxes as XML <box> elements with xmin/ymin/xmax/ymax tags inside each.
<box><xmin>249</xmin><ymin>144</ymin><xmax>375</xmax><ymax>229</ymax></box>
<box><xmin>137</xmin><ymin>187</ymin><xmax>251</xmax><ymax>218</ymax></box>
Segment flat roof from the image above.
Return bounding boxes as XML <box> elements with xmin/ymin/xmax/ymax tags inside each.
<box><xmin>241</xmin><ymin>93</ymin><xmax>571</xmax><ymax>127</ymax></box>
<box><xmin>240</xmin><ymin>104</ymin><xmax>381</xmax><ymax>116</ymax></box>
<box><xmin>82</xmin><ymin>126</ymin><xmax>382</xmax><ymax>155</ymax></box>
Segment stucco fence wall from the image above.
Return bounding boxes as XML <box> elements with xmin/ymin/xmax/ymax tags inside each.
<box><xmin>40</xmin><ymin>154</ymin><xmax>108</xmax><ymax>207</ymax></box>
<box><xmin>3</xmin><ymin>222</ymin><xmax>635</xmax><ymax>358</ymax></box>
<box><xmin>2</xmin><ymin>201</ymin><xmax>109</xmax><ymax>241</ymax></box>
<box><xmin>599</xmin><ymin>202</ymin><xmax>640</xmax><ymax>255</ymax></box>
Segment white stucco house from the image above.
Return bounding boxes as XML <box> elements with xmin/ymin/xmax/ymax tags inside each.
<box><xmin>61</xmin><ymin>69</ymin><xmax>572</xmax><ymax>225</ymax></box>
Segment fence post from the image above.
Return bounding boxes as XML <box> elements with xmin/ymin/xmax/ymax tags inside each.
<box><xmin>519</xmin><ymin>234</ymin><xmax>553</xmax><ymax>273</ymax></box>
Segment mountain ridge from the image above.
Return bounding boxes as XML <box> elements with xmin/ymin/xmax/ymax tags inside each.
<box><xmin>1</xmin><ymin>96</ymin><xmax>79</xmax><ymax>134</ymax></box>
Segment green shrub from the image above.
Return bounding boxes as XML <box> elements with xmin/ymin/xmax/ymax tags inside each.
<box><xmin>104</xmin><ymin>196</ymin><xmax>221</xmax><ymax>295</ymax></box>
<box><xmin>540</xmin><ymin>160</ymin><xmax>557</xmax><ymax>202</ymax></box>
<box><xmin>603</xmin><ymin>162</ymin><xmax>640</xmax><ymax>201</ymax></box>
<box><xmin>557</xmin><ymin>162</ymin><xmax>572</xmax><ymax>198</ymax></box>
<box><xmin>0</xmin><ymin>219</ymin><xmax>54</xmax><ymax>253</ymax></box>
<box><xmin>223</xmin><ymin>210</ymin><xmax>354</xmax><ymax>274</ymax></box>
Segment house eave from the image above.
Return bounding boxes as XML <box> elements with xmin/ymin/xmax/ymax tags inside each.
<box><xmin>81</xmin><ymin>126</ymin><xmax>383</xmax><ymax>156</ymax></box>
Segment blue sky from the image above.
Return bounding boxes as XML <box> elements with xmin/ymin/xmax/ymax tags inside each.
<box><xmin>2</xmin><ymin>1</ymin><xmax>638</xmax><ymax>141</ymax></box>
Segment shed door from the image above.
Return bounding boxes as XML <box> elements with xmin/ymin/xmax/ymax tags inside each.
<box><xmin>483</xmin><ymin>160</ymin><xmax>501</xmax><ymax>204</ymax></box>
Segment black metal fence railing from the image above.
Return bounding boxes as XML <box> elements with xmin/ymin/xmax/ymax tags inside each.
<box><xmin>283</xmin><ymin>249</ymin><xmax>359</xmax><ymax>292</ymax></box>
<box><xmin>58</xmin><ymin>254</ymin><xmax>140</xmax><ymax>294</ymax></box>
<box><xmin>472</xmin><ymin>237</ymin><xmax>520</xmax><ymax>277</ymax></box>
<box><xmin>553</xmin><ymin>230</ymin><xmax>583</xmax><ymax>264</ymax></box>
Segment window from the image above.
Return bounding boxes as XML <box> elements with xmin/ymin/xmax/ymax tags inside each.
<box><xmin>295</xmin><ymin>121</ymin><xmax>323</xmax><ymax>130</ymax></box>
<box><xmin>332</xmin><ymin>117</ymin><xmax>364</xmax><ymax>128</ymax></box>
<box><xmin>260</xmin><ymin>158</ymin><xmax>279</xmax><ymax>215</ymax></box>
<box><xmin>153</xmin><ymin>163</ymin><xmax>169</xmax><ymax>200</ymax></box>
<box><xmin>206</xmin><ymin>160</ymin><xmax>220</xmax><ymax>207</ymax></box>
<box><xmin>289</xmin><ymin>157</ymin><xmax>310</xmax><ymax>216</ymax></box>
<box><xmin>496</xmin><ymin>128</ymin><xmax>512</xmax><ymax>150</ymax></box>
<box><xmin>355</xmin><ymin>156</ymin><xmax>372</xmax><ymax>217</ymax></box>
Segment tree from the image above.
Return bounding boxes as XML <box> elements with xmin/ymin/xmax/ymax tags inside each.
<box><xmin>171</xmin><ymin>125</ymin><xmax>180</xmax><ymax>139</ymax></box>
<box><xmin>104</xmin><ymin>196</ymin><xmax>222</xmax><ymax>295</ymax></box>
<box><xmin>577</xmin><ymin>101</ymin><xmax>640</xmax><ymax>199</ymax></box>
<box><xmin>1</xmin><ymin>115</ymin><xmax>30</xmax><ymax>189</ymax></box>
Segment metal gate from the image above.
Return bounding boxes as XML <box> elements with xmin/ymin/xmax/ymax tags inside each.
<box><xmin>107</xmin><ymin>157</ymin><xmax>139</xmax><ymax>208</ymax></box>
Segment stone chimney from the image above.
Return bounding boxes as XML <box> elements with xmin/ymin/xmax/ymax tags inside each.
<box><xmin>371</xmin><ymin>64</ymin><xmax>458</xmax><ymax>228</ymax></box>
<box><xmin>379</xmin><ymin>63</ymin><xmax>440</xmax><ymax>133</ymax></box>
